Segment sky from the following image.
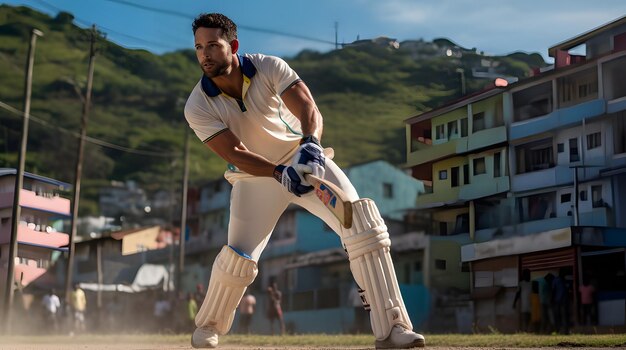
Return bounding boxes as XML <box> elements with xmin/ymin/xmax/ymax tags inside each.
<box><xmin>3</xmin><ymin>0</ymin><xmax>626</xmax><ymax>62</ymax></box>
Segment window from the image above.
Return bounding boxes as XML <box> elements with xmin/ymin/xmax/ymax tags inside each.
<box><xmin>592</xmin><ymin>185</ymin><xmax>603</xmax><ymax>208</ymax></box>
<box><xmin>569</xmin><ymin>138</ymin><xmax>580</xmax><ymax>162</ymax></box>
<box><xmin>383</xmin><ymin>183</ymin><xmax>393</xmax><ymax>198</ymax></box>
<box><xmin>531</xmin><ymin>147</ymin><xmax>553</xmax><ymax>170</ymax></box>
<box><xmin>435</xmin><ymin>124</ymin><xmax>445</xmax><ymax>140</ymax></box>
<box><xmin>461</xmin><ymin>262</ymin><xmax>470</xmax><ymax>273</ymax></box>
<box><xmin>557</xmin><ymin>143</ymin><xmax>564</xmax><ymax>153</ymax></box>
<box><xmin>472</xmin><ymin>112</ymin><xmax>485</xmax><ymax>132</ymax></box>
<box><xmin>439</xmin><ymin>222</ymin><xmax>447</xmax><ymax>236</ymax></box>
<box><xmin>451</xmin><ymin>167</ymin><xmax>459</xmax><ymax>187</ymax></box>
<box><xmin>447</xmin><ymin>121</ymin><xmax>458</xmax><ymax>139</ymax></box>
<box><xmin>435</xmin><ymin>259</ymin><xmax>447</xmax><ymax>270</ymax></box>
<box><xmin>463</xmin><ymin>164</ymin><xmax>470</xmax><ymax>184</ymax></box>
<box><xmin>561</xmin><ymin>193</ymin><xmax>572</xmax><ymax>203</ymax></box>
<box><xmin>587</xmin><ymin>132</ymin><xmax>601</xmax><ymax>150</ymax></box>
<box><xmin>439</xmin><ymin>170</ymin><xmax>447</xmax><ymax>180</ymax></box>
<box><xmin>460</xmin><ymin>118</ymin><xmax>468</xmax><ymax>137</ymax></box>
<box><xmin>580</xmin><ymin>190</ymin><xmax>588</xmax><ymax>201</ymax></box>
<box><xmin>473</xmin><ymin>158</ymin><xmax>486</xmax><ymax>175</ymax></box>
<box><xmin>494</xmin><ymin>152</ymin><xmax>501</xmax><ymax>177</ymax></box>
<box><xmin>578</xmin><ymin>84</ymin><xmax>589</xmax><ymax>98</ymax></box>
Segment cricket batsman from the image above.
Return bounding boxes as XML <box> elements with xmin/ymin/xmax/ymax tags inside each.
<box><xmin>184</xmin><ymin>12</ymin><xmax>425</xmax><ymax>349</ymax></box>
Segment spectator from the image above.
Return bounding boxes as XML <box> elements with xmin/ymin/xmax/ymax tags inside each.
<box><xmin>579</xmin><ymin>278</ymin><xmax>596</xmax><ymax>326</ymax></box>
<box><xmin>238</xmin><ymin>289</ymin><xmax>256</xmax><ymax>334</ymax></box>
<box><xmin>70</xmin><ymin>284</ymin><xmax>87</xmax><ymax>333</ymax></box>
<box><xmin>551</xmin><ymin>268</ymin><xmax>571</xmax><ymax>334</ymax></box>
<box><xmin>513</xmin><ymin>269</ymin><xmax>532</xmax><ymax>332</ymax></box>
<box><xmin>42</xmin><ymin>289</ymin><xmax>61</xmax><ymax>332</ymax></box>
<box><xmin>187</xmin><ymin>292</ymin><xmax>199</xmax><ymax>329</ymax></box>
<box><xmin>538</xmin><ymin>273</ymin><xmax>554</xmax><ymax>333</ymax></box>
<box><xmin>530</xmin><ymin>280</ymin><xmax>541</xmax><ymax>333</ymax></box>
<box><xmin>266</xmin><ymin>280</ymin><xmax>285</xmax><ymax>335</ymax></box>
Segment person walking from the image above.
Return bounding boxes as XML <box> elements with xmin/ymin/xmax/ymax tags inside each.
<box><xmin>551</xmin><ymin>268</ymin><xmax>570</xmax><ymax>334</ymax></box>
<box><xmin>238</xmin><ymin>289</ymin><xmax>256</xmax><ymax>334</ymax></box>
<box><xmin>42</xmin><ymin>289</ymin><xmax>61</xmax><ymax>332</ymax></box>
<box><xmin>69</xmin><ymin>284</ymin><xmax>87</xmax><ymax>333</ymax></box>
<box><xmin>184</xmin><ymin>13</ymin><xmax>424</xmax><ymax>349</ymax></box>
<box><xmin>187</xmin><ymin>292</ymin><xmax>199</xmax><ymax>329</ymax></box>
<box><xmin>266</xmin><ymin>281</ymin><xmax>285</xmax><ymax>336</ymax></box>
<box><xmin>538</xmin><ymin>273</ymin><xmax>554</xmax><ymax>333</ymax></box>
<box><xmin>579</xmin><ymin>278</ymin><xmax>596</xmax><ymax>326</ymax></box>
<box><xmin>512</xmin><ymin>269</ymin><xmax>532</xmax><ymax>332</ymax></box>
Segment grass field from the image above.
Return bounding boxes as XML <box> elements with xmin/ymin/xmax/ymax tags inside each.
<box><xmin>1</xmin><ymin>333</ymin><xmax>626</xmax><ymax>349</ymax></box>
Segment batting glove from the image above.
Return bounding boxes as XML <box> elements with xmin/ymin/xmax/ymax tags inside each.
<box><xmin>293</xmin><ymin>135</ymin><xmax>325</xmax><ymax>179</ymax></box>
<box><xmin>274</xmin><ymin>164</ymin><xmax>314</xmax><ymax>196</ymax></box>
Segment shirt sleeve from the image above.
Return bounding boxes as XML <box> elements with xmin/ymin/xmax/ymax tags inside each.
<box><xmin>184</xmin><ymin>84</ymin><xmax>228</xmax><ymax>143</ymax></box>
<box><xmin>257</xmin><ymin>54</ymin><xmax>301</xmax><ymax>95</ymax></box>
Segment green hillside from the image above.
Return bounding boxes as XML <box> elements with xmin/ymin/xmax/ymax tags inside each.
<box><xmin>0</xmin><ymin>5</ymin><xmax>546</xmax><ymax>216</ymax></box>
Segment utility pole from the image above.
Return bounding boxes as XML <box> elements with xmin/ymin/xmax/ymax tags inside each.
<box><xmin>178</xmin><ymin>125</ymin><xmax>190</xmax><ymax>290</ymax></box>
<box><xmin>456</xmin><ymin>68</ymin><xmax>466</xmax><ymax>95</ymax></box>
<box><xmin>65</xmin><ymin>25</ymin><xmax>97</xmax><ymax>302</ymax></box>
<box><xmin>3</xmin><ymin>28</ymin><xmax>43</xmax><ymax>333</ymax></box>
<box><xmin>334</xmin><ymin>22</ymin><xmax>339</xmax><ymax>50</ymax></box>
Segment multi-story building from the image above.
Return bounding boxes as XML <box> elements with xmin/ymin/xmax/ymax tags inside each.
<box><xmin>0</xmin><ymin>168</ymin><xmax>71</xmax><ymax>304</ymax></box>
<box><xmin>405</xmin><ymin>15</ymin><xmax>626</xmax><ymax>332</ymax></box>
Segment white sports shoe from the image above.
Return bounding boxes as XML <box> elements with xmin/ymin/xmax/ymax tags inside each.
<box><xmin>375</xmin><ymin>325</ymin><xmax>425</xmax><ymax>349</ymax></box>
<box><xmin>191</xmin><ymin>326</ymin><xmax>219</xmax><ymax>348</ymax></box>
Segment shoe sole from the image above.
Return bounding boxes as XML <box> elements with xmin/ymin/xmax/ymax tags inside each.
<box><xmin>375</xmin><ymin>338</ymin><xmax>425</xmax><ymax>349</ymax></box>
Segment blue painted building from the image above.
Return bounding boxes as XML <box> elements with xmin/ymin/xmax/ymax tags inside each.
<box><xmin>255</xmin><ymin>160</ymin><xmax>428</xmax><ymax>334</ymax></box>
<box><xmin>406</xmin><ymin>15</ymin><xmax>626</xmax><ymax>332</ymax></box>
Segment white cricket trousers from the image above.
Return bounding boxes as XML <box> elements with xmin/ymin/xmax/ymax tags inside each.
<box><xmin>227</xmin><ymin>158</ymin><xmax>359</xmax><ymax>261</ymax></box>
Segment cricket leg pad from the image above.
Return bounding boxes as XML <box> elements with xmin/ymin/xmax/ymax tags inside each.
<box><xmin>195</xmin><ymin>245</ymin><xmax>258</xmax><ymax>335</ymax></box>
<box><xmin>342</xmin><ymin>198</ymin><xmax>413</xmax><ymax>340</ymax></box>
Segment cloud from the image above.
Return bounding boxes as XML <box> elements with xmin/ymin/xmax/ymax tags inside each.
<box><xmin>362</xmin><ymin>0</ymin><xmax>625</xmax><ymax>57</ymax></box>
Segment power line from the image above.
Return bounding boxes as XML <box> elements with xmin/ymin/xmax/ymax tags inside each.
<box><xmin>0</xmin><ymin>100</ymin><xmax>182</xmax><ymax>158</ymax></box>
<box><xmin>100</xmin><ymin>0</ymin><xmax>336</xmax><ymax>45</ymax></box>
<box><xmin>30</xmin><ymin>0</ymin><xmax>182</xmax><ymax>50</ymax></box>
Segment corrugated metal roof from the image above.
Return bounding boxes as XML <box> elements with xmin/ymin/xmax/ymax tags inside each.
<box><xmin>0</xmin><ymin>168</ymin><xmax>71</xmax><ymax>189</ymax></box>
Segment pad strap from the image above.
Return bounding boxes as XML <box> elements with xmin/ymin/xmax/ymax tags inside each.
<box><xmin>195</xmin><ymin>245</ymin><xmax>258</xmax><ymax>335</ymax></box>
<box><xmin>342</xmin><ymin>199</ymin><xmax>413</xmax><ymax>340</ymax></box>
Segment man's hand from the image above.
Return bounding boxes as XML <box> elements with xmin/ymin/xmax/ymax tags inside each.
<box><xmin>274</xmin><ymin>164</ymin><xmax>313</xmax><ymax>196</ymax></box>
<box><xmin>293</xmin><ymin>135</ymin><xmax>325</xmax><ymax>179</ymax></box>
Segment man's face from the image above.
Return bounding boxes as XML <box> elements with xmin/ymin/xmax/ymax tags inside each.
<box><xmin>194</xmin><ymin>27</ymin><xmax>234</xmax><ymax>78</ymax></box>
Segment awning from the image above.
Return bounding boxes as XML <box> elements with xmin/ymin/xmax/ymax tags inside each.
<box><xmin>79</xmin><ymin>263</ymin><xmax>173</xmax><ymax>293</ymax></box>
<box><xmin>285</xmin><ymin>248</ymin><xmax>347</xmax><ymax>269</ymax></box>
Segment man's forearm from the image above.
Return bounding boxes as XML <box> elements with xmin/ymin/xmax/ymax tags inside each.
<box><xmin>222</xmin><ymin>146</ymin><xmax>277</xmax><ymax>177</ymax></box>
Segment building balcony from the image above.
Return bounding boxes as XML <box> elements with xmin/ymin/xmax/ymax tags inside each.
<box><xmin>0</xmin><ymin>224</ymin><xmax>69</xmax><ymax>247</ymax></box>
<box><xmin>416</xmin><ymin>187</ymin><xmax>461</xmax><ymax>208</ymax></box>
<box><xmin>0</xmin><ymin>189</ymin><xmax>70</xmax><ymax>215</ymax></box>
<box><xmin>459</xmin><ymin>176</ymin><xmax>509</xmax><ymax>201</ymax></box>
<box><xmin>511</xmin><ymin>165</ymin><xmax>574</xmax><ymax>192</ymax></box>
<box><xmin>510</xmin><ymin>99</ymin><xmax>605</xmax><ymax>141</ymax></box>
<box><xmin>579</xmin><ymin>206</ymin><xmax>612</xmax><ymax>227</ymax></box>
<box><xmin>407</xmin><ymin>138</ymin><xmax>458</xmax><ymax>167</ymax></box>
<box><xmin>407</xmin><ymin>126</ymin><xmax>507</xmax><ymax>167</ymax></box>
<box><xmin>607</xmin><ymin>96</ymin><xmax>626</xmax><ymax>114</ymax></box>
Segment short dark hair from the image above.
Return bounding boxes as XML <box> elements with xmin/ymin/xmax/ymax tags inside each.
<box><xmin>192</xmin><ymin>13</ymin><xmax>237</xmax><ymax>41</ymax></box>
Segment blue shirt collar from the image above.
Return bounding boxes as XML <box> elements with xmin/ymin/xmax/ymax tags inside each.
<box><xmin>201</xmin><ymin>54</ymin><xmax>257</xmax><ymax>97</ymax></box>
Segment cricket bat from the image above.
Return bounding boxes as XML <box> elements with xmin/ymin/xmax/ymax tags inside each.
<box><xmin>305</xmin><ymin>174</ymin><xmax>353</xmax><ymax>229</ymax></box>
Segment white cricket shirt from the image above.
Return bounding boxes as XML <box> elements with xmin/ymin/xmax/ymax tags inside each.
<box><xmin>184</xmin><ymin>53</ymin><xmax>304</xmax><ymax>165</ymax></box>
